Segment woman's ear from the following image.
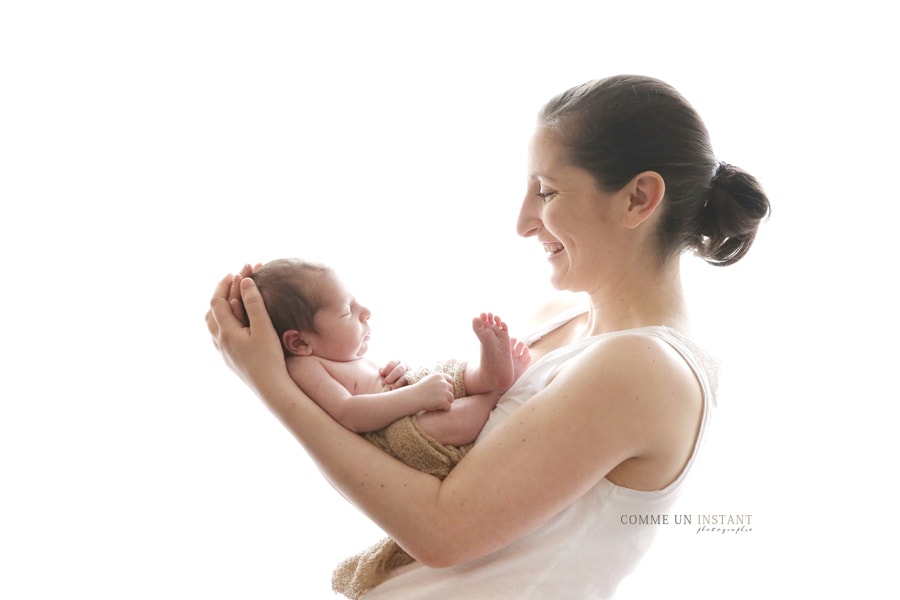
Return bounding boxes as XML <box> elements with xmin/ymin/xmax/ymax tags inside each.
<box><xmin>283</xmin><ymin>330</ymin><xmax>313</xmax><ymax>356</ymax></box>
<box><xmin>623</xmin><ymin>171</ymin><xmax>666</xmax><ymax>229</ymax></box>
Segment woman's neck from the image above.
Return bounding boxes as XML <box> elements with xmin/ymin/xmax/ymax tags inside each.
<box><xmin>583</xmin><ymin>260</ymin><xmax>689</xmax><ymax>337</ymax></box>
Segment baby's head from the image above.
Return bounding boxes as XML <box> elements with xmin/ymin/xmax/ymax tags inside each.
<box><xmin>251</xmin><ymin>259</ymin><xmax>372</xmax><ymax>361</ymax></box>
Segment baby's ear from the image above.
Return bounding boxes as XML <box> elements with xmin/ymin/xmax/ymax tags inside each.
<box><xmin>283</xmin><ymin>330</ymin><xmax>313</xmax><ymax>356</ymax></box>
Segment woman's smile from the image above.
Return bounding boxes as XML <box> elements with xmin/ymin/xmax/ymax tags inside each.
<box><xmin>543</xmin><ymin>241</ymin><xmax>564</xmax><ymax>256</ymax></box>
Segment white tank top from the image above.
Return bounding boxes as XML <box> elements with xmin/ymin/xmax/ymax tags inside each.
<box><xmin>362</xmin><ymin>325</ymin><xmax>717</xmax><ymax>599</ymax></box>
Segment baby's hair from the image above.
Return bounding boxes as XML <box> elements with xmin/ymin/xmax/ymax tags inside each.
<box><xmin>539</xmin><ymin>75</ymin><xmax>770</xmax><ymax>266</ymax></box>
<box><xmin>250</xmin><ymin>258</ymin><xmax>332</xmax><ymax>355</ymax></box>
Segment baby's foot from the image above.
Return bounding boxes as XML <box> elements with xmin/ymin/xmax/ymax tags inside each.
<box><xmin>510</xmin><ymin>337</ymin><xmax>531</xmax><ymax>382</ymax></box>
<box><xmin>468</xmin><ymin>313</ymin><xmax>515</xmax><ymax>393</ymax></box>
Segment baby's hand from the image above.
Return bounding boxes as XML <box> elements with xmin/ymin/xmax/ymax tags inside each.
<box><xmin>380</xmin><ymin>360</ymin><xmax>409</xmax><ymax>390</ymax></box>
<box><xmin>413</xmin><ymin>373</ymin><xmax>455</xmax><ymax>411</ymax></box>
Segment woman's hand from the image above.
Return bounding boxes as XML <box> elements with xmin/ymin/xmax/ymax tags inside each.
<box><xmin>225</xmin><ymin>263</ymin><xmax>262</xmax><ymax>326</ymax></box>
<box><xmin>206</xmin><ymin>267</ymin><xmax>290</xmax><ymax>397</ymax></box>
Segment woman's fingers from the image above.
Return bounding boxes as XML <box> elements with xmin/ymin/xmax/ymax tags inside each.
<box><xmin>228</xmin><ymin>274</ymin><xmax>243</xmax><ymax>305</ymax></box>
<box><xmin>211</xmin><ymin>272</ymin><xmax>234</xmax><ymax>308</ymax></box>
<box><xmin>205</xmin><ymin>308</ymin><xmax>219</xmax><ymax>339</ymax></box>
<box><xmin>228</xmin><ymin>264</ymin><xmax>261</xmax><ymax>325</ymax></box>
<box><xmin>239</xmin><ymin>277</ymin><xmax>274</xmax><ymax>335</ymax></box>
<box><xmin>209</xmin><ymin>290</ymin><xmax>240</xmax><ymax>337</ymax></box>
<box><xmin>234</xmin><ymin>262</ymin><xmax>262</xmax><ymax>278</ymax></box>
<box><xmin>206</xmin><ymin>269</ymin><xmax>273</xmax><ymax>344</ymax></box>
<box><xmin>230</xmin><ymin>299</ymin><xmax>247</xmax><ymax>325</ymax></box>
<box><xmin>229</xmin><ymin>272</ymin><xmax>249</xmax><ymax>325</ymax></box>
<box><xmin>206</xmin><ymin>273</ymin><xmax>233</xmax><ymax>338</ymax></box>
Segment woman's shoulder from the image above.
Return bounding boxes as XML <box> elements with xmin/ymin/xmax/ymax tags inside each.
<box><xmin>590</xmin><ymin>326</ymin><xmax>718</xmax><ymax>402</ymax></box>
<box><xmin>558</xmin><ymin>328</ymin><xmax>695</xmax><ymax>385</ymax></box>
<box><xmin>544</xmin><ymin>328</ymin><xmax>705</xmax><ymax>429</ymax></box>
<box><xmin>548</xmin><ymin>329</ymin><xmax>706</xmax><ymax>489</ymax></box>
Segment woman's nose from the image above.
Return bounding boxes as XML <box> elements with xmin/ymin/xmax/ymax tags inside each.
<box><xmin>516</xmin><ymin>193</ymin><xmax>541</xmax><ymax>238</ymax></box>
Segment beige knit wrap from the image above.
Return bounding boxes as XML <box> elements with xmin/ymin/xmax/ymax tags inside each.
<box><xmin>331</xmin><ymin>360</ymin><xmax>469</xmax><ymax>599</ymax></box>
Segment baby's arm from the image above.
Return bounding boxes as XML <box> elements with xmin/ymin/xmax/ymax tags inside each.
<box><xmin>287</xmin><ymin>358</ymin><xmax>455</xmax><ymax>434</ymax></box>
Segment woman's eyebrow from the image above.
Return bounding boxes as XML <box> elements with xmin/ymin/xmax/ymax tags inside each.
<box><xmin>530</xmin><ymin>171</ymin><xmax>559</xmax><ymax>182</ymax></box>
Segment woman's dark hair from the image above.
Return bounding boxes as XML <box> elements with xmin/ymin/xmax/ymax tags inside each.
<box><xmin>250</xmin><ymin>258</ymin><xmax>331</xmax><ymax>355</ymax></box>
<box><xmin>539</xmin><ymin>75</ymin><xmax>770</xmax><ymax>266</ymax></box>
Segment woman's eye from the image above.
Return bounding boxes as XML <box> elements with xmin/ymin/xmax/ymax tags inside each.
<box><xmin>537</xmin><ymin>190</ymin><xmax>557</xmax><ymax>201</ymax></box>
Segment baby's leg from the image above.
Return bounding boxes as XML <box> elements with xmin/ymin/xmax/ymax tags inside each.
<box><xmin>416</xmin><ymin>392</ymin><xmax>503</xmax><ymax>447</ymax></box>
<box><xmin>465</xmin><ymin>313</ymin><xmax>531</xmax><ymax>394</ymax></box>
<box><xmin>466</xmin><ymin>313</ymin><xmax>513</xmax><ymax>394</ymax></box>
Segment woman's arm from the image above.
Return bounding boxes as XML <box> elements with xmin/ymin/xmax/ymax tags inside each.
<box><xmin>206</xmin><ymin>274</ymin><xmax>700</xmax><ymax>568</ymax></box>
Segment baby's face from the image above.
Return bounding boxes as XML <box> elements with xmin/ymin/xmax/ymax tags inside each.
<box><xmin>307</xmin><ymin>272</ymin><xmax>372</xmax><ymax>361</ymax></box>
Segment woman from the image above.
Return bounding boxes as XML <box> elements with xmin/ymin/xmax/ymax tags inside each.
<box><xmin>206</xmin><ymin>74</ymin><xmax>770</xmax><ymax>598</ymax></box>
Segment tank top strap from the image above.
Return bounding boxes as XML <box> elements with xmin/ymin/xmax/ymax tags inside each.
<box><xmin>522</xmin><ymin>302</ymin><xmax>589</xmax><ymax>347</ymax></box>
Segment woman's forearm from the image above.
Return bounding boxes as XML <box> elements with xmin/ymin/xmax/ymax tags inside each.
<box><xmin>255</xmin><ymin>377</ymin><xmax>451</xmax><ymax>564</ymax></box>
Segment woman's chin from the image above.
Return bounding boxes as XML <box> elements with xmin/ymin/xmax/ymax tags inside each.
<box><xmin>548</xmin><ymin>265</ymin><xmax>572</xmax><ymax>291</ymax></box>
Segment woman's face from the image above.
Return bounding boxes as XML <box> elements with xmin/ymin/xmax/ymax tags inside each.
<box><xmin>517</xmin><ymin>127</ymin><xmax>627</xmax><ymax>293</ymax></box>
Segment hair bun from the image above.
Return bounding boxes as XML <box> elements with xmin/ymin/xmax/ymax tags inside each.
<box><xmin>697</xmin><ymin>162</ymin><xmax>771</xmax><ymax>266</ymax></box>
<box><xmin>712</xmin><ymin>161</ymin><xmax>732</xmax><ymax>183</ymax></box>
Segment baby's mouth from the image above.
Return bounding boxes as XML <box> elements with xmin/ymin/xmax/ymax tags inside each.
<box><xmin>543</xmin><ymin>242</ymin><xmax>564</xmax><ymax>255</ymax></box>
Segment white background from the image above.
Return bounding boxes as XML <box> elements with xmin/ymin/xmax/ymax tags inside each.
<box><xmin>2</xmin><ymin>1</ymin><xmax>897</xmax><ymax>598</ymax></box>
